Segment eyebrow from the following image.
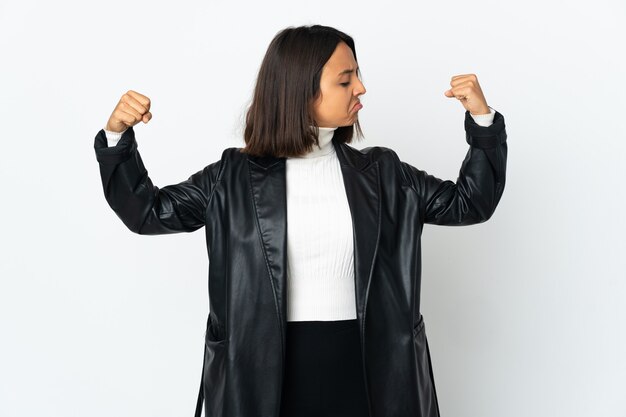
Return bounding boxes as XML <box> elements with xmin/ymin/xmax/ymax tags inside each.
<box><xmin>337</xmin><ymin>66</ymin><xmax>360</xmax><ymax>77</ymax></box>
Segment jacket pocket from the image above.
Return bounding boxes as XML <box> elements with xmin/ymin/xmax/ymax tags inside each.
<box><xmin>413</xmin><ymin>313</ymin><xmax>425</xmax><ymax>336</ymax></box>
<box><xmin>203</xmin><ymin>316</ymin><xmax>226</xmax><ymax>417</ymax></box>
<box><xmin>412</xmin><ymin>314</ymin><xmax>441</xmax><ymax>417</ymax></box>
<box><xmin>206</xmin><ymin>316</ymin><xmax>226</xmax><ymax>344</ymax></box>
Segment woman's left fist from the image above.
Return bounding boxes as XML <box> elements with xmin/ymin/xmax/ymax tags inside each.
<box><xmin>444</xmin><ymin>74</ymin><xmax>490</xmax><ymax>115</ymax></box>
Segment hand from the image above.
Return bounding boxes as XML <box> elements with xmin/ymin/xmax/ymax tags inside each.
<box><xmin>444</xmin><ymin>74</ymin><xmax>490</xmax><ymax>115</ymax></box>
<box><xmin>105</xmin><ymin>90</ymin><xmax>152</xmax><ymax>133</ymax></box>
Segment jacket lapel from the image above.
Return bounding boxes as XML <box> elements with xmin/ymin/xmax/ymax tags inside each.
<box><xmin>332</xmin><ymin>137</ymin><xmax>381</xmax><ymax>327</ymax></box>
<box><xmin>246</xmin><ymin>136</ymin><xmax>381</xmax><ymax>334</ymax></box>
<box><xmin>247</xmin><ymin>154</ymin><xmax>289</xmax><ymax>331</ymax></box>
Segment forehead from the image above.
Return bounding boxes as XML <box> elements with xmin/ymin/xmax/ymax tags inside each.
<box><xmin>323</xmin><ymin>42</ymin><xmax>357</xmax><ymax>74</ymax></box>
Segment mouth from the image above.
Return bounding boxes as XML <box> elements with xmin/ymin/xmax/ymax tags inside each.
<box><xmin>351</xmin><ymin>101</ymin><xmax>363</xmax><ymax>112</ymax></box>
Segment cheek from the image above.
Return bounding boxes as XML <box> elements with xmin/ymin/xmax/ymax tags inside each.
<box><xmin>334</xmin><ymin>91</ymin><xmax>351</xmax><ymax>112</ymax></box>
<box><xmin>319</xmin><ymin>89</ymin><xmax>350</xmax><ymax>117</ymax></box>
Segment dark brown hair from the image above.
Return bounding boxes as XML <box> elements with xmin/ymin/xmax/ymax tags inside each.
<box><xmin>241</xmin><ymin>24</ymin><xmax>365</xmax><ymax>158</ymax></box>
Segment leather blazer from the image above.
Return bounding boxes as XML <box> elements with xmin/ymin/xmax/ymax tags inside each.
<box><xmin>93</xmin><ymin>109</ymin><xmax>507</xmax><ymax>417</ymax></box>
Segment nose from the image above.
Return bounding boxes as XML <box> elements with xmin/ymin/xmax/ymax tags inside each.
<box><xmin>355</xmin><ymin>78</ymin><xmax>366</xmax><ymax>97</ymax></box>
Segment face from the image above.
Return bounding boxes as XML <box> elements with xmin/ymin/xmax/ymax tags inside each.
<box><xmin>310</xmin><ymin>41</ymin><xmax>366</xmax><ymax>128</ymax></box>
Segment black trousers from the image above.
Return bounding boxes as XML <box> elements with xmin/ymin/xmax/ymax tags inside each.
<box><xmin>279</xmin><ymin>319</ymin><xmax>370</xmax><ymax>417</ymax></box>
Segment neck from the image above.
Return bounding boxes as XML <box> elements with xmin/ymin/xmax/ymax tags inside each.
<box><xmin>292</xmin><ymin>126</ymin><xmax>339</xmax><ymax>159</ymax></box>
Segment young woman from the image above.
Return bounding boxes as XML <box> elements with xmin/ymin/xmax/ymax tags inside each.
<box><xmin>94</xmin><ymin>24</ymin><xmax>507</xmax><ymax>417</ymax></box>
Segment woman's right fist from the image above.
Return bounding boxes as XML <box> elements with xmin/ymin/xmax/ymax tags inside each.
<box><xmin>105</xmin><ymin>90</ymin><xmax>152</xmax><ymax>133</ymax></box>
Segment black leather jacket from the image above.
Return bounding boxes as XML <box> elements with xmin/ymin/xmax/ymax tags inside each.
<box><xmin>93</xmin><ymin>109</ymin><xmax>507</xmax><ymax>417</ymax></box>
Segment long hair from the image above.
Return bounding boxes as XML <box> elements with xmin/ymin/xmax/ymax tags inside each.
<box><xmin>241</xmin><ymin>24</ymin><xmax>365</xmax><ymax>158</ymax></box>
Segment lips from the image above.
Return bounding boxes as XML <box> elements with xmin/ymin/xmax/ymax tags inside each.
<box><xmin>351</xmin><ymin>101</ymin><xmax>362</xmax><ymax>112</ymax></box>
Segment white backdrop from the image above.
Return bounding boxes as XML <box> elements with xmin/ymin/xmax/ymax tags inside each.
<box><xmin>1</xmin><ymin>0</ymin><xmax>624</xmax><ymax>416</ymax></box>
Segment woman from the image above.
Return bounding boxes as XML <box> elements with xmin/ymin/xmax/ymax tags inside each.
<box><xmin>94</xmin><ymin>24</ymin><xmax>507</xmax><ymax>417</ymax></box>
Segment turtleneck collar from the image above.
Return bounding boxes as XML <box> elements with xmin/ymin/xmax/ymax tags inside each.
<box><xmin>289</xmin><ymin>126</ymin><xmax>339</xmax><ymax>159</ymax></box>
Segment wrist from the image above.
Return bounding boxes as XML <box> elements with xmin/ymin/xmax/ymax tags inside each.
<box><xmin>470</xmin><ymin>106</ymin><xmax>491</xmax><ymax>116</ymax></box>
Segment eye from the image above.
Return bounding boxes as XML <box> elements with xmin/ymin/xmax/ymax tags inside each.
<box><xmin>340</xmin><ymin>82</ymin><xmax>350</xmax><ymax>87</ymax></box>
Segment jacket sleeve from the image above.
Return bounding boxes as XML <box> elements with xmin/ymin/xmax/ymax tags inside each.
<box><xmin>400</xmin><ymin>109</ymin><xmax>507</xmax><ymax>226</ymax></box>
<box><xmin>93</xmin><ymin>126</ymin><xmax>222</xmax><ymax>235</ymax></box>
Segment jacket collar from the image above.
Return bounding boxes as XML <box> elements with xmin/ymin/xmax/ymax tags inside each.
<box><xmin>246</xmin><ymin>135</ymin><xmax>381</xmax><ymax>333</ymax></box>
<box><xmin>246</xmin><ymin>136</ymin><xmax>373</xmax><ymax>171</ymax></box>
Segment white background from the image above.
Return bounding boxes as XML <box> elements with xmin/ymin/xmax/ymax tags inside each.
<box><xmin>1</xmin><ymin>1</ymin><xmax>624</xmax><ymax>416</ymax></box>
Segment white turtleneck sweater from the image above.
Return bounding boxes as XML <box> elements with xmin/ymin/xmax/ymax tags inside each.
<box><xmin>104</xmin><ymin>108</ymin><xmax>495</xmax><ymax>321</ymax></box>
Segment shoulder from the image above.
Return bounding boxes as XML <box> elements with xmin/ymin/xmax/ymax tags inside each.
<box><xmin>341</xmin><ymin>142</ymin><xmax>400</xmax><ymax>164</ymax></box>
<box><xmin>200</xmin><ymin>147</ymin><xmax>242</xmax><ymax>182</ymax></box>
<box><xmin>345</xmin><ymin>143</ymin><xmax>410</xmax><ymax>184</ymax></box>
<box><xmin>351</xmin><ymin>143</ymin><xmax>395</xmax><ymax>158</ymax></box>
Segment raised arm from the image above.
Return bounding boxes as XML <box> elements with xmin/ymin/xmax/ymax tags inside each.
<box><xmin>93</xmin><ymin>91</ymin><xmax>222</xmax><ymax>235</ymax></box>
<box><xmin>401</xmin><ymin>108</ymin><xmax>507</xmax><ymax>225</ymax></box>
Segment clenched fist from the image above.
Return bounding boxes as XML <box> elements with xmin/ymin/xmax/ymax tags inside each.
<box><xmin>105</xmin><ymin>90</ymin><xmax>153</xmax><ymax>133</ymax></box>
<box><xmin>444</xmin><ymin>74</ymin><xmax>491</xmax><ymax>115</ymax></box>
